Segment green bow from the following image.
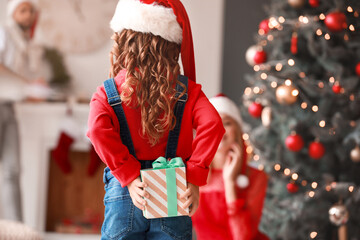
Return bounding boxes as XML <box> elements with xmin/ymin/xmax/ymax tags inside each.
<box><xmin>152</xmin><ymin>157</ymin><xmax>185</xmax><ymax>169</ymax></box>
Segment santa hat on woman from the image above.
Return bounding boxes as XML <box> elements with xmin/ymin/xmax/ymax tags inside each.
<box><xmin>109</xmin><ymin>0</ymin><xmax>196</xmax><ymax>82</ymax></box>
<box><xmin>209</xmin><ymin>94</ymin><xmax>243</xmax><ymax>127</ymax></box>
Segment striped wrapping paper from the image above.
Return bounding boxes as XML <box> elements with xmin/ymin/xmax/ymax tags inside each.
<box><xmin>140</xmin><ymin>167</ymin><xmax>189</xmax><ymax>219</ymax></box>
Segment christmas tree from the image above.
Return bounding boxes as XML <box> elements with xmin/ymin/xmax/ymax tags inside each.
<box><xmin>241</xmin><ymin>0</ymin><xmax>360</xmax><ymax>239</ymax></box>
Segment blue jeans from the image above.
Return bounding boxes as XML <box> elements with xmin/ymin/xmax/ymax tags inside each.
<box><xmin>101</xmin><ymin>163</ymin><xmax>192</xmax><ymax>240</ymax></box>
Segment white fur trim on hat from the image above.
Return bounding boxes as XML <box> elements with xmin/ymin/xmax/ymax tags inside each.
<box><xmin>7</xmin><ymin>0</ymin><xmax>37</xmax><ymax>18</ymax></box>
<box><xmin>110</xmin><ymin>0</ymin><xmax>183</xmax><ymax>44</ymax></box>
<box><xmin>209</xmin><ymin>96</ymin><xmax>243</xmax><ymax>127</ymax></box>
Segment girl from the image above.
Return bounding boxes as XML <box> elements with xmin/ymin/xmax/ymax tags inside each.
<box><xmin>87</xmin><ymin>1</ymin><xmax>225</xmax><ymax>239</ymax></box>
<box><xmin>192</xmin><ymin>94</ymin><xmax>269</xmax><ymax>240</ymax></box>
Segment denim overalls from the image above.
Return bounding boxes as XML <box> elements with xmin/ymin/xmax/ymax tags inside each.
<box><xmin>101</xmin><ymin>76</ymin><xmax>192</xmax><ymax>240</ymax></box>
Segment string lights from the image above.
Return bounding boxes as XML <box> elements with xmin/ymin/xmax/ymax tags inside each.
<box><xmin>271</xmin><ymin>81</ymin><xmax>278</xmax><ymax>88</ymax></box>
<box><xmin>260</xmin><ymin>73</ymin><xmax>268</xmax><ymax>80</ymax></box>
<box><xmin>275</xmin><ymin>63</ymin><xmax>283</xmax><ymax>71</ymax></box>
<box><xmin>288</xmin><ymin>59</ymin><xmax>295</xmax><ymax>66</ymax></box>
<box><xmin>319</xmin><ymin>120</ymin><xmax>326</xmax><ymax>127</ymax></box>
<box><xmin>312</xmin><ymin>105</ymin><xmax>319</xmax><ymax>112</ymax></box>
<box><xmin>310</xmin><ymin>231</ymin><xmax>318</xmax><ymax>239</ymax></box>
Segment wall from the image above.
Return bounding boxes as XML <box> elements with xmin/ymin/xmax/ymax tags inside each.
<box><xmin>221</xmin><ymin>0</ymin><xmax>268</xmax><ymax>103</ymax></box>
<box><xmin>0</xmin><ymin>0</ymin><xmax>8</xmax><ymax>219</ymax></box>
<box><xmin>0</xmin><ymin>0</ymin><xmax>225</xmax><ymax>99</ymax></box>
<box><xmin>183</xmin><ymin>0</ymin><xmax>225</xmax><ymax>97</ymax></box>
<box><xmin>0</xmin><ymin>1</ymin><xmax>5</xmax><ymax>17</ymax></box>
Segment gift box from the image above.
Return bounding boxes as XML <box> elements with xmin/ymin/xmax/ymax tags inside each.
<box><xmin>140</xmin><ymin>157</ymin><xmax>189</xmax><ymax>219</ymax></box>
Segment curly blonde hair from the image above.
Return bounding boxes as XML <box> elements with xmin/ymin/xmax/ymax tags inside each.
<box><xmin>110</xmin><ymin>29</ymin><xmax>186</xmax><ymax>145</ymax></box>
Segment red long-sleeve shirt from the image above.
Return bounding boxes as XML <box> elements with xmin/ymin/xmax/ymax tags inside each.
<box><xmin>192</xmin><ymin>167</ymin><xmax>269</xmax><ymax>240</ymax></box>
<box><xmin>87</xmin><ymin>70</ymin><xmax>225</xmax><ymax>187</ymax></box>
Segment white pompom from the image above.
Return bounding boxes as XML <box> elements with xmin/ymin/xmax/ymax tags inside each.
<box><xmin>236</xmin><ymin>175</ymin><xmax>250</xmax><ymax>189</ymax></box>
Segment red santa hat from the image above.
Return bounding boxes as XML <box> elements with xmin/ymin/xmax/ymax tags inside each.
<box><xmin>209</xmin><ymin>94</ymin><xmax>243</xmax><ymax>127</ymax></box>
<box><xmin>110</xmin><ymin>0</ymin><xmax>196</xmax><ymax>82</ymax></box>
<box><xmin>7</xmin><ymin>0</ymin><xmax>37</xmax><ymax>17</ymax></box>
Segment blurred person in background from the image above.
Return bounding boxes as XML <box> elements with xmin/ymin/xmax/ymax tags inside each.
<box><xmin>192</xmin><ymin>94</ymin><xmax>269</xmax><ymax>240</ymax></box>
<box><xmin>0</xmin><ymin>0</ymin><xmax>49</xmax><ymax>221</ymax></box>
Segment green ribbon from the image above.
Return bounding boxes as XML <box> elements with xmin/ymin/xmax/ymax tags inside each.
<box><xmin>152</xmin><ymin>157</ymin><xmax>184</xmax><ymax>217</ymax></box>
<box><xmin>152</xmin><ymin>157</ymin><xmax>185</xmax><ymax>169</ymax></box>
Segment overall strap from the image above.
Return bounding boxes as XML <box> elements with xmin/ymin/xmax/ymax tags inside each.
<box><xmin>103</xmin><ymin>78</ymin><xmax>137</xmax><ymax>158</ymax></box>
<box><xmin>165</xmin><ymin>75</ymin><xmax>188</xmax><ymax>159</ymax></box>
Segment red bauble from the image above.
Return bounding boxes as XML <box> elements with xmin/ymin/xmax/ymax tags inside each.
<box><xmin>285</xmin><ymin>134</ymin><xmax>304</xmax><ymax>152</ymax></box>
<box><xmin>324</xmin><ymin>12</ymin><xmax>347</xmax><ymax>32</ymax></box>
<box><xmin>287</xmin><ymin>182</ymin><xmax>299</xmax><ymax>193</ymax></box>
<box><xmin>332</xmin><ymin>84</ymin><xmax>342</xmax><ymax>94</ymax></box>
<box><xmin>248</xmin><ymin>102</ymin><xmax>263</xmax><ymax>118</ymax></box>
<box><xmin>309</xmin><ymin>0</ymin><xmax>320</xmax><ymax>7</ymax></box>
<box><xmin>356</xmin><ymin>63</ymin><xmax>360</xmax><ymax>76</ymax></box>
<box><xmin>291</xmin><ymin>33</ymin><xmax>298</xmax><ymax>55</ymax></box>
<box><xmin>246</xmin><ymin>46</ymin><xmax>267</xmax><ymax>66</ymax></box>
<box><xmin>309</xmin><ymin>141</ymin><xmax>325</xmax><ymax>159</ymax></box>
<box><xmin>259</xmin><ymin>19</ymin><xmax>270</xmax><ymax>34</ymax></box>
<box><xmin>253</xmin><ymin>51</ymin><xmax>267</xmax><ymax>65</ymax></box>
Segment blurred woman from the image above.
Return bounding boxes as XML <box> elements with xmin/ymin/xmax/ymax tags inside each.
<box><xmin>192</xmin><ymin>94</ymin><xmax>269</xmax><ymax>240</ymax></box>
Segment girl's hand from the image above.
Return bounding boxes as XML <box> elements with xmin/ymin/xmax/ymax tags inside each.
<box><xmin>222</xmin><ymin>143</ymin><xmax>243</xmax><ymax>184</ymax></box>
<box><xmin>127</xmin><ymin>177</ymin><xmax>149</xmax><ymax>211</ymax></box>
<box><xmin>180</xmin><ymin>182</ymin><xmax>199</xmax><ymax>216</ymax></box>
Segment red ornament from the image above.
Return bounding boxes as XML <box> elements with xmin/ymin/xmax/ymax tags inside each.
<box><xmin>253</xmin><ymin>50</ymin><xmax>267</xmax><ymax>65</ymax></box>
<box><xmin>285</xmin><ymin>134</ymin><xmax>304</xmax><ymax>152</ymax></box>
<box><xmin>332</xmin><ymin>84</ymin><xmax>342</xmax><ymax>94</ymax></box>
<box><xmin>309</xmin><ymin>141</ymin><xmax>325</xmax><ymax>159</ymax></box>
<box><xmin>309</xmin><ymin>0</ymin><xmax>320</xmax><ymax>7</ymax></box>
<box><xmin>324</xmin><ymin>12</ymin><xmax>347</xmax><ymax>32</ymax></box>
<box><xmin>287</xmin><ymin>182</ymin><xmax>299</xmax><ymax>193</ymax></box>
<box><xmin>291</xmin><ymin>32</ymin><xmax>298</xmax><ymax>55</ymax></box>
<box><xmin>259</xmin><ymin>19</ymin><xmax>270</xmax><ymax>34</ymax></box>
<box><xmin>356</xmin><ymin>63</ymin><xmax>360</xmax><ymax>76</ymax></box>
<box><xmin>248</xmin><ymin>102</ymin><xmax>263</xmax><ymax>118</ymax></box>
<box><xmin>246</xmin><ymin>46</ymin><xmax>267</xmax><ymax>66</ymax></box>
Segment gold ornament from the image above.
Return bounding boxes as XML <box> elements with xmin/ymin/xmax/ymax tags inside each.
<box><xmin>350</xmin><ymin>146</ymin><xmax>360</xmax><ymax>162</ymax></box>
<box><xmin>288</xmin><ymin>0</ymin><xmax>306</xmax><ymax>8</ymax></box>
<box><xmin>276</xmin><ymin>85</ymin><xmax>298</xmax><ymax>105</ymax></box>
<box><xmin>329</xmin><ymin>203</ymin><xmax>349</xmax><ymax>226</ymax></box>
<box><xmin>261</xmin><ymin>107</ymin><xmax>272</xmax><ymax>128</ymax></box>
